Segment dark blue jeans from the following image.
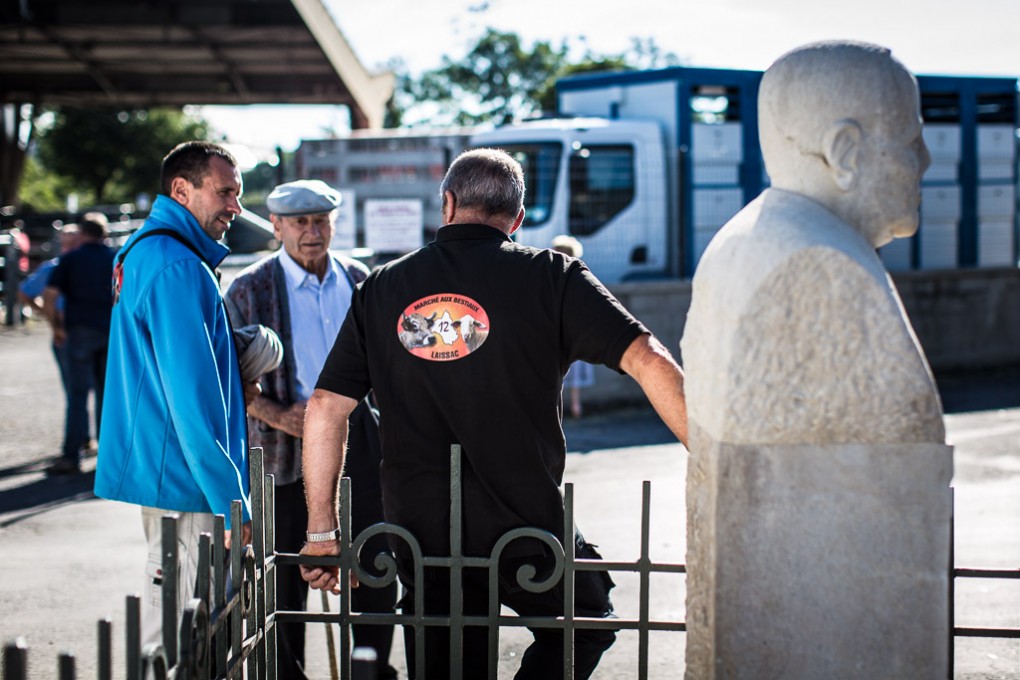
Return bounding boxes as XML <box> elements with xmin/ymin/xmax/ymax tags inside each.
<box><xmin>62</xmin><ymin>326</ymin><xmax>107</xmax><ymax>462</ymax></box>
<box><xmin>53</xmin><ymin>342</ymin><xmax>91</xmax><ymax>450</ymax></box>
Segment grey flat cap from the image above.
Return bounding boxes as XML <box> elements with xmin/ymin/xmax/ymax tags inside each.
<box><xmin>266</xmin><ymin>179</ymin><xmax>342</xmax><ymax>216</ymax></box>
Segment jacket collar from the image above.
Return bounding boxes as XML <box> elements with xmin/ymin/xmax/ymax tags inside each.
<box><xmin>435</xmin><ymin>223</ymin><xmax>513</xmax><ymax>244</ymax></box>
<box><xmin>138</xmin><ymin>195</ymin><xmax>231</xmax><ymax>268</ymax></box>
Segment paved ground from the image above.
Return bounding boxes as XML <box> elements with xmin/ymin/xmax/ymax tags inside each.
<box><xmin>1</xmin><ymin>319</ymin><xmax>1018</xmax><ymax>679</ymax></box>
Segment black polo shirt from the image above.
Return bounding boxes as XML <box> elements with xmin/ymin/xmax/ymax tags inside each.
<box><xmin>317</xmin><ymin>223</ymin><xmax>646</xmax><ymax>563</ymax></box>
<box><xmin>48</xmin><ymin>241</ymin><xmax>116</xmax><ymax>332</ymax></box>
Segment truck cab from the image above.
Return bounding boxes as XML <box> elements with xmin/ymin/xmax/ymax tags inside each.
<box><xmin>472</xmin><ymin>117</ymin><xmax>668</xmax><ymax>283</ymax></box>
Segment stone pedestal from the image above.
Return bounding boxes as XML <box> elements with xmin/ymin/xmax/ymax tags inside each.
<box><xmin>684</xmin><ymin>430</ymin><xmax>953</xmax><ymax>679</ymax></box>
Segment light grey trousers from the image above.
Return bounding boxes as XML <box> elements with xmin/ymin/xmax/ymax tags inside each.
<box><xmin>140</xmin><ymin>507</ymin><xmax>216</xmax><ymax>651</ymax></box>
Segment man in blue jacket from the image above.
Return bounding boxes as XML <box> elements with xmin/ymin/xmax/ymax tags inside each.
<box><xmin>95</xmin><ymin>141</ymin><xmax>252</xmax><ymax>648</ymax></box>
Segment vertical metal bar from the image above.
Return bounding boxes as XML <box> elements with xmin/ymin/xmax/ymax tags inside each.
<box><xmin>245</xmin><ymin>547</ymin><xmax>258</xmax><ymax>680</ymax></box>
<box><xmin>414</xmin><ymin>549</ymin><xmax>426</xmax><ymax>680</ymax></box>
<box><xmin>197</xmin><ymin>533</ymin><xmax>211</xmax><ymax>604</ymax></box>
<box><xmin>3</xmin><ymin>637</ymin><xmax>29</xmax><ymax>680</ymax></box>
<box><xmin>340</xmin><ymin>476</ymin><xmax>353</xmax><ymax>680</ymax></box>
<box><xmin>230</xmin><ymin>501</ymin><xmax>244</xmax><ymax>676</ymax></box>
<box><xmin>487</xmin><ymin>559</ymin><xmax>500</xmax><ymax>680</ymax></box>
<box><xmin>126</xmin><ymin>595</ymin><xmax>141</xmax><ymax>680</ymax></box>
<box><xmin>250</xmin><ymin>447</ymin><xmax>268</xmax><ymax>680</ymax></box>
<box><xmin>97</xmin><ymin>618</ymin><xmax>112</xmax><ymax>680</ymax></box>
<box><xmin>562</xmin><ymin>484</ymin><xmax>575</xmax><ymax>680</ymax></box>
<box><xmin>638</xmin><ymin>481</ymin><xmax>651</xmax><ymax>680</ymax></box>
<box><xmin>449</xmin><ymin>445</ymin><xmax>464</xmax><ymax>680</ymax></box>
<box><xmin>3</xmin><ymin>237</ymin><xmax>19</xmax><ymax>327</ymax></box>
<box><xmin>57</xmin><ymin>651</ymin><xmax>75</xmax><ymax>680</ymax></box>
<box><xmin>161</xmin><ymin>515</ymin><xmax>179</xmax><ymax>667</ymax></box>
<box><xmin>948</xmin><ymin>486</ymin><xmax>955</xmax><ymax>680</ymax></box>
<box><xmin>213</xmin><ymin>515</ymin><xmax>227</xmax><ymax>679</ymax></box>
<box><xmin>265</xmin><ymin>476</ymin><xmax>278</xmax><ymax>680</ymax></box>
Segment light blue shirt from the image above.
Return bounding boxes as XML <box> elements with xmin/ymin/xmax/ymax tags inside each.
<box><xmin>278</xmin><ymin>249</ymin><xmax>353</xmax><ymax>401</ymax></box>
<box><xmin>18</xmin><ymin>257</ymin><xmax>64</xmax><ymax>313</ymax></box>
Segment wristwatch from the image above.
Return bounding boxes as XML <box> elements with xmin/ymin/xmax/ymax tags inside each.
<box><xmin>305</xmin><ymin>528</ymin><xmax>341</xmax><ymax>542</ymax></box>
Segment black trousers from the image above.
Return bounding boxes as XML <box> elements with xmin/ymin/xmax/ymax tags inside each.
<box><xmin>274</xmin><ymin>480</ymin><xmax>398</xmax><ymax>680</ymax></box>
<box><xmin>400</xmin><ymin>535</ymin><xmax>616</xmax><ymax>680</ymax></box>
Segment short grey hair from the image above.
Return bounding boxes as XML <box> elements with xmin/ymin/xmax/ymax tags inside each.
<box><xmin>440</xmin><ymin>148</ymin><xmax>525</xmax><ymax>220</ymax></box>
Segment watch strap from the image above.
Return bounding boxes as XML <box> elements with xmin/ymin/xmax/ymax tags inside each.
<box><xmin>306</xmin><ymin>528</ymin><xmax>341</xmax><ymax>542</ymax></box>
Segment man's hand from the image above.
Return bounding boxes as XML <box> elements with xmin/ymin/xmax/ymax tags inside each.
<box><xmin>51</xmin><ymin>325</ymin><xmax>66</xmax><ymax>347</ymax></box>
<box><xmin>224</xmin><ymin>521</ymin><xmax>252</xmax><ymax>550</ymax></box>
<box><xmin>300</xmin><ymin>539</ymin><xmax>343</xmax><ymax>594</ymax></box>
<box><xmin>243</xmin><ymin>381</ymin><xmax>262</xmax><ymax>405</ymax></box>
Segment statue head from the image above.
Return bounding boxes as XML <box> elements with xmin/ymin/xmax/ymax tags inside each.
<box><xmin>759</xmin><ymin>41</ymin><xmax>931</xmax><ymax>248</ymax></box>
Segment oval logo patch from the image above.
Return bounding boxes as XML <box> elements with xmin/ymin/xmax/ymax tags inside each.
<box><xmin>397</xmin><ymin>294</ymin><xmax>490</xmax><ymax>361</ymax></box>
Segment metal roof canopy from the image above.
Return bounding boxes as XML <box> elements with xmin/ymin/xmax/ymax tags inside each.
<box><xmin>0</xmin><ymin>0</ymin><xmax>393</xmax><ymax>129</ymax></box>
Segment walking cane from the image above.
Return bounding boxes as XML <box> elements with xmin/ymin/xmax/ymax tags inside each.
<box><xmin>321</xmin><ymin>591</ymin><xmax>340</xmax><ymax>680</ymax></box>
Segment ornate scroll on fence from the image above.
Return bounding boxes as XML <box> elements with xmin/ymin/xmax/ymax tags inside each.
<box><xmin>2</xmin><ymin>447</ymin><xmax>1016</xmax><ymax>677</ymax></box>
<box><xmin>3</xmin><ymin>445</ymin><xmax>691</xmax><ymax>679</ymax></box>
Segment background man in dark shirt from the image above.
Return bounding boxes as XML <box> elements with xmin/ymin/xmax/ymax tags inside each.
<box><xmin>43</xmin><ymin>214</ymin><xmax>115</xmax><ymax>475</ymax></box>
<box><xmin>299</xmin><ymin>148</ymin><xmax>688</xmax><ymax>678</ymax></box>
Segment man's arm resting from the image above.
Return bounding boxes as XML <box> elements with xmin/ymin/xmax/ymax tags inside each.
<box><xmin>620</xmin><ymin>333</ymin><xmax>689</xmax><ymax>448</ymax></box>
<box><xmin>246</xmin><ymin>393</ymin><xmax>307</xmax><ymax>438</ymax></box>
<box><xmin>300</xmin><ymin>388</ymin><xmax>358</xmax><ymax>593</ymax></box>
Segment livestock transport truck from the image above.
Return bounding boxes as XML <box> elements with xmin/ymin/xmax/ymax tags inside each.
<box><xmin>471</xmin><ymin>66</ymin><xmax>1019</xmax><ymax>284</ymax></box>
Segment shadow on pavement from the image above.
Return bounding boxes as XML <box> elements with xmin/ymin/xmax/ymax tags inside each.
<box><xmin>563</xmin><ymin>407</ymin><xmax>678</xmax><ymax>453</ymax></box>
<box><xmin>937</xmin><ymin>364</ymin><xmax>1020</xmax><ymax>414</ymax></box>
<box><xmin>0</xmin><ymin>463</ymin><xmax>98</xmax><ymax>527</ymax></box>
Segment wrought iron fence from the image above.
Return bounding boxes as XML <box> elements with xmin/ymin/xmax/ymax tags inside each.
<box><xmin>4</xmin><ymin>447</ymin><xmax>1017</xmax><ymax>679</ymax></box>
<box><xmin>1</xmin><ymin>444</ymin><xmax>686</xmax><ymax>679</ymax></box>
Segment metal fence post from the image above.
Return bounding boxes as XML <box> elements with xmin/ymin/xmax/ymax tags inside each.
<box><xmin>449</xmin><ymin>444</ymin><xmax>464</xmax><ymax>680</ymax></box>
<box><xmin>97</xmin><ymin>618</ymin><xmax>112</xmax><ymax>680</ymax></box>
<box><xmin>125</xmin><ymin>595</ymin><xmax>141</xmax><ymax>680</ymax></box>
<box><xmin>160</xmin><ymin>515</ymin><xmax>179</xmax><ymax>667</ymax></box>
<box><xmin>3</xmin><ymin>234</ymin><xmax>20</xmax><ymax>327</ymax></box>
<box><xmin>57</xmin><ymin>651</ymin><xmax>75</xmax><ymax>680</ymax></box>
<box><xmin>562</xmin><ymin>484</ymin><xmax>575</xmax><ymax>680</ymax></box>
<box><xmin>3</xmin><ymin>637</ymin><xmax>29</xmax><ymax>680</ymax></box>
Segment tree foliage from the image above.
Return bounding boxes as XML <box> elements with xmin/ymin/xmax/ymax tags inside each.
<box><xmin>15</xmin><ymin>155</ymin><xmax>76</xmax><ymax>212</ymax></box>
<box><xmin>33</xmin><ymin>107</ymin><xmax>208</xmax><ymax>206</ymax></box>
<box><xmin>391</xmin><ymin>29</ymin><xmax>682</xmax><ymax>127</ymax></box>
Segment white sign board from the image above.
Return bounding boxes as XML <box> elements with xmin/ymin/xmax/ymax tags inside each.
<box><xmin>330</xmin><ymin>188</ymin><xmax>357</xmax><ymax>251</ymax></box>
<box><xmin>365</xmin><ymin>199</ymin><xmax>423</xmax><ymax>253</ymax></box>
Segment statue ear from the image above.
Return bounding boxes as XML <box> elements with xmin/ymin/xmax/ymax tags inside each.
<box><xmin>822</xmin><ymin>120</ymin><xmax>862</xmax><ymax>191</ymax></box>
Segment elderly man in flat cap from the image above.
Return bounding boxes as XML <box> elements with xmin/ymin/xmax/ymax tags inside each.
<box><xmin>225</xmin><ymin>180</ymin><xmax>397</xmax><ymax>679</ymax></box>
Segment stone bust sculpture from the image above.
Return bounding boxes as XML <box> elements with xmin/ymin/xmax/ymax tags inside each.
<box><xmin>680</xmin><ymin>42</ymin><xmax>953</xmax><ymax>678</ymax></box>
<box><xmin>682</xmin><ymin>40</ymin><xmax>945</xmax><ymax>446</ymax></box>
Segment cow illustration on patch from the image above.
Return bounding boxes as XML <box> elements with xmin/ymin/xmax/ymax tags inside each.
<box><xmin>397</xmin><ymin>294</ymin><xmax>490</xmax><ymax>361</ymax></box>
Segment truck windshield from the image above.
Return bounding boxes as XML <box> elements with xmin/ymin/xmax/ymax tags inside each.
<box><xmin>501</xmin><ymin>143</ymin><xmax>562</xmax><ymax>227</ymax></box>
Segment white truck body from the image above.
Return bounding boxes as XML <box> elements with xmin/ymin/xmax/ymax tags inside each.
<box><xmin>473</xmin><ymin>67</ymin><xmax>1018</xmax><ymax>283</ymax></box>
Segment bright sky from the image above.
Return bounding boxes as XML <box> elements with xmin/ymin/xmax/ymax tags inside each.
<box><xmin>198</xmin><ymin>0</ymin><xmax>1020</xmax><ymax>161</ymax></box>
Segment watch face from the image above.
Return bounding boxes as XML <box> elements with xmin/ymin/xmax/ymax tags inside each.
<box><xmin>397</xmin><ymin>293</ymin><xmax>490</xmax><ymax>361</ymax></box>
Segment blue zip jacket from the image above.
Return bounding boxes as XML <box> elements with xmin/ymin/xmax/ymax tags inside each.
<box><xmin>96</xmin><ymin>195</ymin><xmax>251</xmax><ymax>527</ymax></box>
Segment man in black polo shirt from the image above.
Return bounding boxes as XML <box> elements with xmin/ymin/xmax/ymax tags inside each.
<box><xmin>43</xmin><ymin>213</ymin><xmax>116</xmax><ymax>474</ymax></box>
<box><xmin>300</xmin><ymin>148</ymin><xmax>688</xmax><ymax>678</ymax></box>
